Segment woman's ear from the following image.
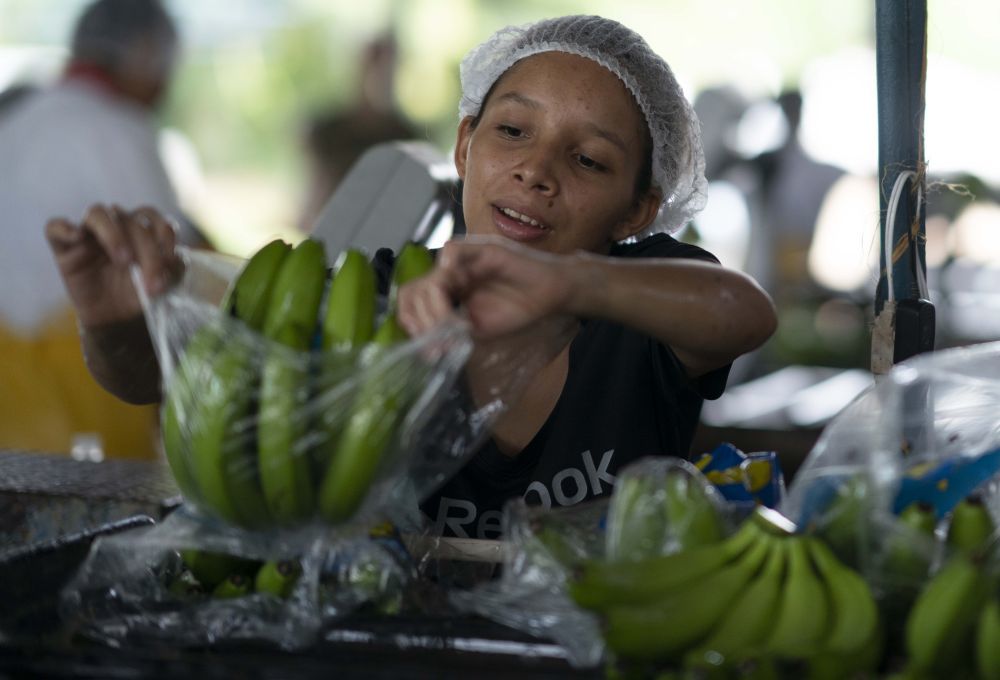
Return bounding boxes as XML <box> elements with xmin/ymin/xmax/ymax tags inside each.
<box><xmin>454</xmin><ymin>116</ymin><xmax>475</xmax><ymax>181</ymax></box>
<box><xmin>611</xmin><ymin>188</ymin><xmax>663</xmax><ymax>242</ymax></box>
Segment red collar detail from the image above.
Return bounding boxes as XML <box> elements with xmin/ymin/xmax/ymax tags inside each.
<box><xmin>62</xmin><ymin>61</ymin><xmax>125</xmax><ymax>98</ymax></box>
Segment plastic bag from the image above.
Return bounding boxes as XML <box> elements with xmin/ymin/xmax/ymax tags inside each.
<box><xmin>137</xmin><ymin>247</ymin><xmax>568</xmax><ymax>530</ymax></box>
<box><xmin>60</xmin><ymin>509</ymin><xmax>325</xmax><ymax>649</ymax></box>
<box><xmin>448</xmin><ymin>497</ymin><xmax>608</xmax><ymax>668</ymax></box>
<box><xmin>60</xmin><ymin>508</ymin><xmax>424</xmax><ymax>648</ymax></box>
<box><xmin>691</xmin><ymin>442</ymin><xmax>786</xmax><ymax>511</ymax></box>
<box><xmin>448</xmin><ymin>457</ymin><xmax>738</xmax><ymax>668</ymax></box>
<box><xmin>783</xmin><ymin>341</ymin><xmax>1000</xmax><ymax>586</ymax></box>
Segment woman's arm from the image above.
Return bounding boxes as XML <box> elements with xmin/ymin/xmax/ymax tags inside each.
<box><xmin>564</xmin><ymin>250</ymin><xmax>776</xmax><ymax>376</ymax></box>
<box><xmin>397</xmin><ymin>237</ymin><xmax>777</xmax><ymax>377</ymax></box>
<box><xmin>80</xmin><ymin>315</ymin><xmax>162</xmax><ymax>404</ymax></box>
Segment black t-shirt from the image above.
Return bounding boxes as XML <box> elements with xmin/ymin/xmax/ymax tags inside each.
<box><xmin>373</xmin><ymin>234</ymin><xmax>730</xmax><ymax>539</ymax></box>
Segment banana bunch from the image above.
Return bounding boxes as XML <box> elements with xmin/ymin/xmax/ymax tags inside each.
<box><xmin>877</xmin><ymin>500</ymin><xmax>940</xmax><ymax>654</ymax></box>
<box><xmin>571</xmin><ymin>507</ymin><xmax>881</xmax><ymax>677</ymax></box>
<box><xmin>161</xmin><ymin>238</ymin><xmax>436</xmax><ymax>529</ymax></box>
<box><xmin>167</xmin><ymin>549</ymin><xmax>303</xmax><ymax>600</ymax></box>
<box><xmin>899</xmin><ymin>493</ymin><xmax>999</xmax><ymax>679</ymax></box>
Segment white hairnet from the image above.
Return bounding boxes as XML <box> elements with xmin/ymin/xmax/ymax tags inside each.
<box><xmin>459</xmin><ymin>15</ymin><xmax>707</xmax><ymax>237</ymax></box>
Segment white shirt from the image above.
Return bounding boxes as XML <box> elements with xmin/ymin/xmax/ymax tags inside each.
<box><xmin>0</xmin><ymin>79</ymin><xmax>182</xmax><ymax>333</ymax></box>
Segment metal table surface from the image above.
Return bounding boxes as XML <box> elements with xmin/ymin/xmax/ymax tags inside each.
<box><xmin>0</xmin><ymin>449</ymin><xmax>179</xmax><ymax>555</ymax></box>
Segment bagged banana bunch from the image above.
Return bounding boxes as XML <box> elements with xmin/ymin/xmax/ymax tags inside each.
<box><xmin>449</xmin><ymin>459</ymin><xmax>733</xmax><ymax>668</ymax></box>
<box><xmin>138</xmin><ymin>238</ymin><xmax>497</xmax><ymax>530</ymax></box>
<box><xmin>768</xmin><ymin>341</ymin><xmax>1000</xmax><ymax>676</ymax></box>
<box><xmin>60</xmin><ymin>509</ymin><xmax>325</xmax><ymax>649</ymax></box>
<box><xmin>61</xmin><ymin>509</ymin><xmax>422</xmax><ymax>649</ymax></box>
<box><xmin>785</xmin><ymin>341</ymin><xmax>1000</xmax><ymax>554</ymax></box>
<box><xmin>782</xmin><ymin>343</ymin><xmax>1000</xmax><ymax>564</ymax></box>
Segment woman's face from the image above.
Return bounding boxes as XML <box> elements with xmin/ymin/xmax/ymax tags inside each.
<box><xmin>455</xmin><ymin>51</ymin><xmax>661</xmax><ymax>255</ymax></box>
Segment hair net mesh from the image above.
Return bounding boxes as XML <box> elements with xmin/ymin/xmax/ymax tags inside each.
<box><xmin>459</xmin><ymin>15</ymin><xmax>707</xmax><ymax>237</ymax></box>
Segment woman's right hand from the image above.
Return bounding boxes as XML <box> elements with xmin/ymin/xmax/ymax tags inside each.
<box><xmin>45</xmin><ymin>203</ymin><xmax>182</xmax><ymax>328</ymax></box>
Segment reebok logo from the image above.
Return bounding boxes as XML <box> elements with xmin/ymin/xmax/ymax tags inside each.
<box><xmin>430</xmin><ymin>449</ymin><xmax>617</xmax><ymax>539</ymax></box>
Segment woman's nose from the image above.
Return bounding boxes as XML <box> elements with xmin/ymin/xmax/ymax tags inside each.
<box><xmin>512</xmin><ymin>149</ymin><xmax>558</xmax><ymax>195</ymax></box>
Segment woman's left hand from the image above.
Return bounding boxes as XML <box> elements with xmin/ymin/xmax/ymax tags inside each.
<box><xmin>396</xmin><ymin>237</ymin><xmax>578</xmax><ymax>339</ymax></box>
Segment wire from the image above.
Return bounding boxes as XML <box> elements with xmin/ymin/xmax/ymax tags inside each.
<box><xmin>884</xmin><ymin>170</ymin><xmax>927</xmax><ymax>302</ymax></box>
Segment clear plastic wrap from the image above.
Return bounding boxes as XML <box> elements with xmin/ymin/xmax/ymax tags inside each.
<box><xmin>448</xmin><ymin>497</ymin><xmax>608</xmax><ymax>668</ymax></box>
<box><xmin>138</xmin><ymin>247</ymin><xmax>479</xmax><ymax>529</ymax></box>
<box><xmin>59</xmin><ymin>509</ymin><xmax>416</xmax><ymax>649</ymax></box>
<box><xmin>137</xmin><ymin>247</ymin><xmax>571</xmax><ymax>530</ymax></box>
<box><xmin>60</xmin><ymin>509</ymin><xmax>325</xmax><ymax>649</ymax></box>
<box><xmin>783</xmin><ymin>341</ymin><xmax>1000</xmax><ymax>593</ymax></box>
<box><xmin>449</xmin><ymin>457</ymin><xmax>738</xmax><ymax>668</ymax></box>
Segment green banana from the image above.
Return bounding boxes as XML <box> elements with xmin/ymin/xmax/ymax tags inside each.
<box><xmin>663</xmin><ymin>470</ymin><xmax>725</xmax><ymax>551</ymax></box>
<box><xmin>977</xmin><ymin>596</ymin><xmax>1000</xmax><ymax>680</ymax></box>
<box><xmin>947</xmin><ymin>494</ymin><xmax>996</xmax><ymax>556</ymax></box>
<box><xmin>765</xmin><ymin>535</ymin><xmax>830</xmax><ymax>658</ymax></box>
<box><xmin>602</xmin><ymin>532</ymin><xmax>772</xmax><ymax>662</ymax></box>
<box><xmin>322</xmin><ymin>248</ymin><xmax>377</xmax><ymax>352</ymax></box>
<box><xmin>606</xmin><ymin>475</ymin><xmax>667</xmax><ymax>561</ymax></box>
<box><xmin>883</xmin><ymin>501</ymin><xmax>938</xmax><ymax>585</ymax></box>
<box><xmin>684</xmin><ymin>531</ymin><xmax>785</xmax><ymax>665</ymax></box>
<box><xmin>906</xmin><ymin>554</ymin><xmax>988</xmax><ymax>676</ymax></box>
<box><xmin>815</xmin><ymin>474</ymin><xmax>869</xmax><ymax>569</ymax></box>
<box><xmin>161</xmin><ymin>325</ymin><xmax>221</xmax><ymax>502</ymax></box>
<box><xmin>220</xmin><ymin>238</ymin><xmax>291</xmax><ymax>330</ymax></box>
<box><xmin>256</xmin><ymin>239</ymin><xmax>328</xmax><ymax>523</ymax></box>
<box><xmin>314</xmin><ymin>249</ymin><xmax>378</xmax><ymax>472</ymax></box>
<box><xmin>387</xmin><ymin>241</ymin><xmax>435</xmax><ymax>310</ymax></box>
<box><xmin>880</xmin><ymin>500</ymin><xmax>940</xmax><ymax>655</ymax></box>
<box><xmin>807</xmin><ymin>536</ymin><xmax>880</xmax><ymax>655</ymax></box>
<box><xmin>181</xmin><ymin>549</ymin><xmax>258</xmax><ymax>588</ymax></box>
<box><xmin>317</xmin><ymin>315</ymin><xmax>421</xmax><ymax>522</ymax></box>
<box><xmin>806</xmin><ymin>626</ymin><xmax>884</xmax><ymax>680</ymax></box>
<box><xmin>258</xmin><ymin>330</ymin><xmax>316</xmax><ymax>522</ymax></box>
<box><xmin>212</xmin><ymin>573</ymin><xmax>252</xmax><ymax>599</ymax></box>
<box><xmin>254</xmin><ymin>559</ymin><xmax>302</xmax><ymax>598</ymax></box>
<box><xmin>188</xmin><ymin>339</ymin><xmax>270</xmax><ymax>527</ymax></box>
<box><xmin>317</xmin><ymin>243</ymin><xmax>434</xmax><ymax>523</ymax></box>
<box><xmin>167</xmin><ymin>569</ymin><xmax>205</xmax><ymax>598</ymax></box>
<box><xmin>569</xmin><ymin>514</ymin><xmax>761</xmax><ymax>611</ymax></box>
<box><xmin>261</xmin><ymin>238</ymin><xmax>328</xmax><ymax>343</ymax></box>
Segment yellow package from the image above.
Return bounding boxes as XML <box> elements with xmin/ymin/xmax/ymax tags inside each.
<box><xmin>0</xmin><ymin>308</ymin><xmax>157</xmax><ymax>459</ymax></box>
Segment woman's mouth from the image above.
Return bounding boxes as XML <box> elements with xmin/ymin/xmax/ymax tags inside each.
<box><xmin>492</xmin><ymin>205</ymin><xmax>549</xmax><ymax>242</ymax></box>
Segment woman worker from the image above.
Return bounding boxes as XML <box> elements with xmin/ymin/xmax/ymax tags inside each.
<box><xmin>45</xmin><ymin>16</ymin><xmax>777</xmax><ymax>538</ymax></box>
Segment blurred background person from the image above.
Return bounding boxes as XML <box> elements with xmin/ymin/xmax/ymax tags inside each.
<box><xmin>0</xmin><ymin>82</ymin><xmax>38</xmax><ymax>119</ymax></box>
<box><xmin>298</xmin><ymin>32</ymin><xmax>420</xmax><ymax>232</ymax></box>
<box><xmin>0</xmin><ymin>0</ymin><xmax>204</xmax><ymax>459</ymax></box>
<box><xmin>754</xmin><ymin>89</ymin><xmax>845</xmax><ymax>299</ymax></box>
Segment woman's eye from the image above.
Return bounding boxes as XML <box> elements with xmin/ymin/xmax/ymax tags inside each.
<box><xmin>498</xmin><ymin>125</ymin><xmax>523</xmax><ymax>138</ymax></box>
<box><xmin>577</xmin><ymin>154</ymin><xmax>606</xmax><ymax>171</ymax></box>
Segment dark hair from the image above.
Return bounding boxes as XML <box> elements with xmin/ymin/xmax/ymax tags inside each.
<box><xmin>70</xmin><ymin>0</ymin><xmax>177</xmax><ymax>77</ymax></box>
<box><xmin>468</xmin><ymin>63</ymin><xmax>655</xmax><ymax>206</ymax></box>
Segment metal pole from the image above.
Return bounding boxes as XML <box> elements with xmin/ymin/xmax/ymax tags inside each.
<box><xmin>871</xmin><ymin>0</ymin><xmax>934</xmax><ymax>374</ymax></box>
